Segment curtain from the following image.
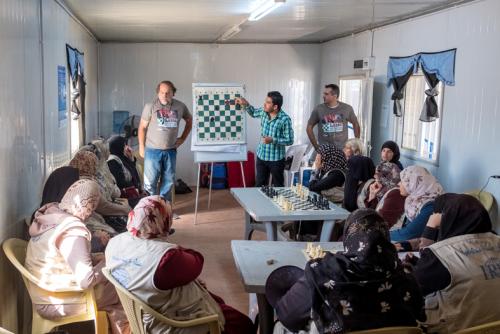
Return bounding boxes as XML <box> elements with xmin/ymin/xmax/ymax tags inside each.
<box><xmin>390</xmin><ymin>68</ymin><xmax>414</xmax><ymax>117</ymax></box>
<box><xmin>387</xmin><ymin>48</ymin><xmax>456</xmax><ymax>121</ymax></box>
<box><xmin>66</xmin><ymin>44</ymin><xmax>86</xmax><ymax>145</ymax></box>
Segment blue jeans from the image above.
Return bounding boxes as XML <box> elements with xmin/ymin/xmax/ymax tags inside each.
<box><xmin>144</xmin><ymin>147</ymin><xmax>177</xmax><ymax>201</ymax></box>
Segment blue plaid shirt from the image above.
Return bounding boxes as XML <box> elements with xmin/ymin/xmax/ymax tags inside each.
<box><xmin>246</xmin><ymin>106</ymin><xmax>294</xmax><ymax>161</ymax></box>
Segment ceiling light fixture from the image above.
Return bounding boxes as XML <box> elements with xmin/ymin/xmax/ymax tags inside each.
<box><xmin>217</xmin><ymin>25</ymin><xmax>242</xmax><ymax>41</ymax></box>
<box><xmin>248</xmin><ymin>0</ymin><xmax>286</xmax><ymax>21</ymax></box>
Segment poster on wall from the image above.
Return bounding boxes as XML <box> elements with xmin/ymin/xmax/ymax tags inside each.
<box><xmin>57</xmin><ymin>65</ymin><xmax>67</xmax><ymax>128</ymax></box>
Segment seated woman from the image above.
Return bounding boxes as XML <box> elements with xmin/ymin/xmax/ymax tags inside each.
<box><xmin>107</xmin><ymin>135</ymin><xmax>144</xmax><ymax>207</ymax></box>
<box><xmin>363</xmin><ymin>162</ymin><xmax>405</xmax><ymax>228</ymax></box>
<box><xmin>408</xmin><ymin>193</ymin><xmax>500</xmax><ymax>333</ymax></box>
<box><xmin>390</xmin><ymin>166</ymin><xmax>443</xmax><ymax>242</ymax></box>
<box><xmin>380</xmin><ymin>140</ymin><xmax>403</xmax><ymax>170</ymax></box>
<box><xmin>343</xmin><ymin>155</ymin><xmax>375</xmax><ymax>212</ymax></box>
<box><xmin>105</xmin><ymin>196</ymin><xmax>255</xmax><ymax>334</ymax></box>
<box><xmin>308</xmin><ymin>143</ymin><xmax>347</xmax><ymax>194</ymax></box>
<box><xmin>25</xmin><ymin>179</ymin><xmax>129</xmax><ymax>334</ymax></box>
<box><xmin>342</xmin><ymin>138</ymin><xmax>364</xmax><ymax>161</ymax></box>
<box><xmin>265</xmin><ymin>209</ymin><xmax>424</xmax><ymax>333</ymax></box>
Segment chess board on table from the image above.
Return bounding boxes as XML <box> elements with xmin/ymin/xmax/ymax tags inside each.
<box><xmin>193</xmin><ymin>86</ymin><xmax>246</xmax><ymax>145</ymax></box>
<box><xmin>260</xmin><ymin>186</ymin><xmax>332</xmax><ymax>212</ymax></box>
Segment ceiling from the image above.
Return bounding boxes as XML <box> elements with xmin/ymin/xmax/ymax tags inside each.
<box><xmin>62</xmin><ymin>0</ymin><xmax>473</xmax><ymax>43</ymax></box>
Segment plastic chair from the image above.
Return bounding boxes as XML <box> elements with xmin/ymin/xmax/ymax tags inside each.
<box><xmin>2</xmin><ymin>238</ymin><xmax>108</xmax><ymax>334</ymax></box>
<box><xmin>284</xmin><ymin>144</ymin><xmax>308</xmax><ymax>187</ymax></box>
<box><xmin>102</xmin><ymin>268</ymin><xmax>221</xmax><ymax>334</ymax></box>
<box><xmin>455</xmin><ymin>320</ymin><xmax>500</xmax><ymax>334</ymax></box>
<box><xmin>463</xmin><ymin>189</ymin><xmax>494</xmax><ymax>215</ymax></box>
<box><xmin>349</xmin><ymin>327</ymin><xmax>423</xmax><ymax>334</ymax></box>
<box><xmin>0</xmin><ymin>327</ymin><xmax>14</xmax><ymax>334</ymax></box>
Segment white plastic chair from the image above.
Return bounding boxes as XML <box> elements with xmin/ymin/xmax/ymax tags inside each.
<box><xmin>284</xmin><ymin>144</ymin><xmax>308</xmax><ymax>187</ymax></box>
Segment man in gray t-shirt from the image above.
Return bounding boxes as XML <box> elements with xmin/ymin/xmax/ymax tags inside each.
<box><xmin>307</xmin><ymin>84</ymin><xmax>360</xmax><ymax>150</ymax></box>
<box><xmin>138</xmin><ymin>80</ymin><xmax>192</xmax><ymax>201</ymax></box>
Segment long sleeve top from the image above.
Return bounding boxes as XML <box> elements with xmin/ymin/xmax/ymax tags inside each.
<box><xmin>246</xmin><ymin>106</ymin><xmax>294</xmax><ymax>161</ymax></box>
<box><xmin>364</xmin><ymin>189</ymin><xmax>405</xmax><ymax>228</ymax></box>
<box><xmin>390</xmin><ymin>201</ymin><xmax>435</xmax><ymax>242</ymax></box>
<box><xmin>153</xmin><ymin>247</ymin><xmax>205</xmax><ymax>290</ymax></box>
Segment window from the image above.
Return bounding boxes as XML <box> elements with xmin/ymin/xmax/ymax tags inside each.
<box><xmin>394</xmin><ymin>73</ymin><xmax>444</xmax><ymax>163</ymax></box>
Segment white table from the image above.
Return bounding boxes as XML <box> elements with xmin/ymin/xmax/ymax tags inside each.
<box><xmin>231</xmin><ymin>240</ymin><xmax>344</xmax><ymax>334</ymax></box>
<box><xmin>230</xmin><ymin>187</ymin><xmax>350</xmax><ymax>241</ymax></box>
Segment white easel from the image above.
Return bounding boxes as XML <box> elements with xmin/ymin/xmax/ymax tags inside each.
<box><xmin>194</xmin><ymin>150</ymin><xmax>248</xmax><ymax>225</ymax></box>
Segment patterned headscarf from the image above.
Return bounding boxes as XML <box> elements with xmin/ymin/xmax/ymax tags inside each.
<box><xmin>69</xmin><ymin>150</ymin><xmax>98</xmax><ymax>178</ymax></box>
<box><xmin>318</xmin><ymin>144</ymin><xmax>347</xmax><ymax>173</ymax></box>
<box><xmin>127</xmin><ymin>195</ymin><xmax>173</xmax><ymax>239</ymax></box>
<box><xmin>374</xmin><ymin>162</ymin><xmax>401</xmax><ymax>201</ymax></box>
<box><xmin>59</xmin><ymin>179</ymin><xmax>101</xmax><ymax>221</ymax></box>
<box><xmin>400</xmin><ymin>166</ymin><xmax>444</xmax><ymax>221</ymax></box>
<box><xmin>305</xmin><ymin>209</ymin><xmax>423</xmax><ymax>333</ymax></box>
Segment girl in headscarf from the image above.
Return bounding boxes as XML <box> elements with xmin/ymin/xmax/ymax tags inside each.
<box><xmin>380</xmin><ymin>140</ymin><xmax>403</xmax><ymax>170</ymax></box>
<box><xmin>265</xmin><ymin>209</ymin><xmax>423</xmax><ymax>333</ymax></box>
<box><xmin>407</xmin><ymin>194</ymin><xmax>500</xmax><ymax>333</ymax></box>
<box><xmin>107</xmin><ymin>135</ymin><xmax>144</xmax><ymax>207</ymax></box>
<box><xmin>25</xmin><ymin>179</ymin><xmax>130</xmax><ymax>334</ymax></box>
<box><xmin>343</xmin><ymin>155</ymin><xmax>375</xmax><ymax>212</ymax></box>
<box><xmin>105</xmin><ymin>196</ymin><xmax>255</xmax><ymax>334</ymax></box>
<box><xmin>390</xmin><ymin>165</ymin><xmax>444</xmax><ymax>242</ymax></box>
<box><xmin>309</xmin><ymin>143</ymin><xmax>347</xmax><ymax>193</ymax></box>
<box><xmin>364</xmin><ymin>162</ymin><xmax>405</xmax><ymax>228</ymax></box>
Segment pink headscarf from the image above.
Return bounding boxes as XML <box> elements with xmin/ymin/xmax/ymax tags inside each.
<box><xmin>127</xmin><ymin>195</ymin><xmax>173</xmax><ymax>239</ymax></box>
<box><xmin>59</xmin><ymin>179</ymin><xmax>101</xmax><ymax>221</ymax></box>
<box><xmin>400</xmin><ymin>166</ymin><xmax>444</xmax><ymax>221</ymax></box>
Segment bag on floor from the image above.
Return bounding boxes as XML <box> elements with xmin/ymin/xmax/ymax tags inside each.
<box><xmin>175</xmin><ymin>178</ymin><xmax>192</xmax><ymax>194</ymax></box>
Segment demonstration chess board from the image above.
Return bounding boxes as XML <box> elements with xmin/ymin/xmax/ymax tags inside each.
<box><xmin>193</xmin><ymin>86</ymin><xmax>246</xmax><ymax>145</ymax></box>
<box><xmin>260</xmin><ymin>186</ymin><xmax>332</xmax><ymax>211</ymax></box>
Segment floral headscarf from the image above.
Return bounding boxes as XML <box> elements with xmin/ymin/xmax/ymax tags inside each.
<box><xmin>318</xmin><ymin>144</ymin><xmax>347</xmax><ymax>173</ymax></box>
<box><xmin>59</xmin><ymin>179</ymin><xmax>101</xmax><ymax>221</ymax></box>
<box><xmin>127</xmin><ymin>195</ymin><xmax>173</xmax><ymax>239</ymax></box>
<box><xmin>400</xmin><ymin>166</ymin><xmax>444</xmax><ymax>221</ymax></box>
<box><xmin>69</xmin><ymin>150</ymin><xmax>98</xmax><ymax>178</ymax></box>
<box><xmin>374</xmin><ymin>162</ymin><xmax>401</xmax><ymax>201</ymax></box>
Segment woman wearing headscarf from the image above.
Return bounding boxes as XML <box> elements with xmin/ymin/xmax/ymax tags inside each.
<box><xmin>105</xmin><ymin>196</ymin><xmax>255</xmax><ymax>334</ymax></box>
<box><xmin>265</xmin><ymin>209</ymin><xmax>424</xmax><ymax>333</ymax></box>
<box><xmin>107</xmin><ymin>135</ymin><xmax>144</xmax><ymax>207</ymax></box>
<box><xmin>390</xmin><ymin>166</ymin><xmax>444</xmax><ymax>242</ymax></box>
<box><xmin>69</xmin><ymin>150</ymin><xmax>123</xmax><ymax>248</ymax></box>
<box><xmin>25</xmin><ymin>179</ymin><xmax>130</xmax><ymax>334</ymax></box>
<box><xmin>40</xmin><ymin>166</ymin><xmax>80</xmax><ymax>206</ymax></box>
<box><xmin>408</xmin><ymin>193</ymin><xmax>500</xmax><ymax>333</ymax></box>
<box><xmin>363</xmin><ymin>162</ymin><xmax>405</xmax><ymax>228</ymax></box>
<box><xmin>343</xmin><ymin>155</ymin><xmax>375</xmax><ymax>212</ymax></box>
<box><xmin>308</xmin><ymin>144</ymin><xmax>347</xmax><ymax>193</ymax></box>
<box><xmin>380</xmin><ymin>140</ymin><xmax>403</xmax><ymax>170</ymax></box>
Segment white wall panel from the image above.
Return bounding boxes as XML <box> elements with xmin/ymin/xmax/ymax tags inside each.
<box><xmin>99</xmin><ymin>43</ymin><xmax>321</xmax><ymax>185</ymax></box>
<box><xmin>320</xmin><ymin>0</ymin><xmax>500</xmax><ymax>230</ymax></box>
<box><xmin>42</xmin><ymin>0</ymin><xmax>99</xmax><ymax>169</ymax></box>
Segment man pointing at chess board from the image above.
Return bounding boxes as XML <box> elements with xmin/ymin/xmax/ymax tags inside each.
<box><xmin>236</xmin><ymin>91</ymin><xmax>294</xmax><ymax>187</ymax></box>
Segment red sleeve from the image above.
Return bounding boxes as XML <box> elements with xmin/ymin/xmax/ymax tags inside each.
<box><xmin>364</xmin><ymin>197</ymin><xmax>378</xmax><ymax>209</ymax></box>
<box><xmin>378</xmin><ymin>190</ymin><xmax>406</xmax><ymax>228</ymax></box>
<box><xmin>153</xmin><ymin>247</ymin><xmax>204</xmax><ymax>290</ymax></box>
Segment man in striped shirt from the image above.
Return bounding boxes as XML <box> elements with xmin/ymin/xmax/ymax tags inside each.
<box><xmin>236</xmin><ymin>91</ymin><xmax>294</xmax><ymax>187</ymax></box>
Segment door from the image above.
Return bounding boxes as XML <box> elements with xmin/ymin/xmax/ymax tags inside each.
<box><xmin>339</xmin><ymin>75</ymin><xmax>374</xmax><ymax>155</ymax></box>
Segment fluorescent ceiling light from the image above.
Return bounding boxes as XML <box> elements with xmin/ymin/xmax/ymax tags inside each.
<box><xmin>248</xmin><ymin>0</ymin><xmax>285</xmax><ymax>21</ymax></box>
<box><xmin>218</xmin><ymin>25</ymin><xmax>242</xmax><ymax>41</ymax></box>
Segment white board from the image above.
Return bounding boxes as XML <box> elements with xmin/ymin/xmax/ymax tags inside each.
<box><xmin>191</xmin><ymin>83</ymin><xmax>247</xmax><ymax>163</ymax></box>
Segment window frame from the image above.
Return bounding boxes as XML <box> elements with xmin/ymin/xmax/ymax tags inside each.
<box><xmin>392</xmin><ymin>71</ymin><xmax>445</xmax><ymax>166</ymax></box>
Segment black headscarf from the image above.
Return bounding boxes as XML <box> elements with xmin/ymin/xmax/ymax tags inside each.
<box><xmin>344</xmin><ymin>156</ymin><xmax>375</xmax><ymax>212</ymax></box>
<box><xmin>318</xmin><ymin>144</ymin><xmax>347</xmax><ymax>174</ymax></box>
<box><xmin>40</xmin><ymin>166</ymin><xmax>80</xmax><ymax>206</ymax></box>
<box><xmin>434</xmin><ymin>193</ymin><xmax>492</xmax><ymax>241</ymax></box>
<box><xmin>305</xmin><ymin>209</ymin><xmax>423</xmax><ymax>333</ymax></box>
<box><xmin>108</xmin><ymin>135</ymin><xmax>141</xmax><ymax>190</ymax></box>
<box><xmin>381</xmin><ymin>141</ymin><xmax>403</xmax><ymax>170</ymax></box>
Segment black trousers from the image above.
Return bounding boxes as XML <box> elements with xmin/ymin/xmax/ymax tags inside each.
<box><xmin>255</xmin><ymin>157</ymin><xmax>285</xmax><ymax>187</ymax></box>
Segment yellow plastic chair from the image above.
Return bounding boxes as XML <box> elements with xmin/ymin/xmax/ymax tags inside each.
<box><xmin>349</xmin><ymin>327</ymin><xmax>423</xmax><ymax>334</ymax></box>
<box><xmin>464</xmin><ymin>189</ymin><xmax>495</xmax><ymax>214</ymax></box>
<box><xmin>455</xmin><ymin>320</ymin><xmax>500</xmax><ymax>334</ymax></box>
<box><xmin>2</xmin><ymin>238</ymin><xmax>108</xmax><ymax>334</ymax></box>
<box><xmin>102</xmin><ymin>268</ymin><xmax>221</xmax><ymax>334</ymax></box>
<box><xmin>0</xmin><ymin>327</ymin><xmax>14</xmax><ymax>334</ymax></box>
